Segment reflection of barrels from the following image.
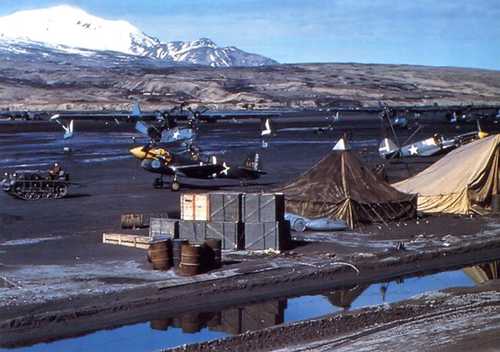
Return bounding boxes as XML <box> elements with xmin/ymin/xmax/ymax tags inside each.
<box><xmin>491</xmin><ymin>195</ymin><xmax>500</xmax><ymax>213</ymax></box>
<box><xmin>206</xmin><ymin>312</ymin><xmax>221</xmax><ymax>328</ymax></box>
<box><xmin>150</xmin><ymin>318</ymin><xmax>172</xmax><ymax>331</ymax></box>
<box><xmin>181</xmin><ymin>312</ymin><xmax>202</xmax><ymax>333</ymax></box>
<box><xmin>121</xmin><ymin>213</ymin><xmax>144</xmax><ymax>229</ymax></box>
<box><xmin>172</xmin><ymin>239</ymin><xmax>189</xmax><ymax>268</ymax></box>
<box><xmin>205</xmin><ymin>238</ymin><xmax>222</xmax><ymax>269</ymax></box>
<box><xmin>179</xmin><ymin>242</ymin><xmax>203</xmax><ymax>276</ymax></box>
<box><xmin>148</xmin><ymin>239</ymin><xmax>172</xmax><ymax>270</ymax></box>
<box><xmin>172</xmin><ymin>317</ymin><xmax>182</xmax><ymax>329</ymax></box>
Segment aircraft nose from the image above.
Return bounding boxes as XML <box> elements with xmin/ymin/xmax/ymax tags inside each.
<box><xmin>129</xmin><ymin>146</ymin><xmax>146</xmax><ymax>159</ymax></box>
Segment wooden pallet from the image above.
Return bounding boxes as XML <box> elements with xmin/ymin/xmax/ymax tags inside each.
<box><xmin>102</xmin><ymin>233</ymin><xmax>150</xmax><ymax>249</ymax></box>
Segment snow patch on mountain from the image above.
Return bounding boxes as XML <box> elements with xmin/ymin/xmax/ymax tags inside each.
<box><xmin>0</xmin><ymin>5</ymin><xmax>277</xmax><ymax>67</ymax></box>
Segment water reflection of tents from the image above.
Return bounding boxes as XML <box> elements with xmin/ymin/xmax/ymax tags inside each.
<box><xmin>326</xmin><ymin>285</ymin><xmax>370</xmax><ymax>309</ymax></box>
<box><xmin>394</xmin><ymin>135</ymin><xmax>500</xmax><ymax>215</ymax></box>
<box><xmin>463</xmin><ymin>261</ymin><xmax>500</xmax><ymax>285</ymax></box>
<box><xmin>279</xmin><ymin>150</ymin><xmax>417</xmax><ymax>228</ymax></box>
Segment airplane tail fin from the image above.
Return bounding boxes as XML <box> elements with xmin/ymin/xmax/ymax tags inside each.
<box><xmin>378</xmin><ymin>137</ymin><xmax>399</xmax><ymax>158</ymax></box>
<box><xmin>244</xmin><ymin>153</ymin><xmax>261</xmax><ymax>171</ymax></box>
<box><xmin>63</xmin><ymin>120</ymin><xmax>74</xmax><ymax>139</ymax></box>
<box><xmin>260</xmin><ymin>117</ymin><xmax>274</xmax><ymax>137</ymax></box>
<box><xmin>131</xmin><ymin>102</ymin><xmax>142</xmax><ymax>118</ymax></box>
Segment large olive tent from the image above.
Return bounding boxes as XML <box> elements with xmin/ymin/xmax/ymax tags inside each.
<box><xmin>394</xmin><ymin>135</ymin><xmax>500</xmax><ymax>215</ymax></box>
<box><xmin>279</xmin><ymin>150</ymin><xmax>417</xmax><ymax>229</ymax></box>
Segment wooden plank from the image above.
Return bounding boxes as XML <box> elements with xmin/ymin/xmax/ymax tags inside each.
<box><xmin>181</xmin><ymin>193</ymin><xmax>210</xmax><ymax>221</ymax></box>
<box><xmin>180</xmin><ymin>194</ymin><xmax>195</xmax><ymax>221</ymax></box>
<box><xmin>194</xmin><ymin>194</ymin><xmax>210</xmax><ymax>221</ymax></box>
<box><xmin>102</xmin><ymin>233</ymin><xmax>150</xmax><ymax>249</ymax></box>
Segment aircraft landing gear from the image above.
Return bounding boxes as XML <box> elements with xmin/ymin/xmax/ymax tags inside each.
<box><xmin>153</xmin><ymin>177</ymin><xmax>164</xmax><ymax>189</ymax></box>
<box><xmin>171</xmin><ymin>176</ymin><xmax>181</xmax><ymax>192</ymax></box>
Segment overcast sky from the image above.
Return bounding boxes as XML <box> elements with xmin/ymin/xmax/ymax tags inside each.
<box><xmin>1</xmin><ymin>0</ymin><xmax>499</xmax><ymax>70</ymax></box>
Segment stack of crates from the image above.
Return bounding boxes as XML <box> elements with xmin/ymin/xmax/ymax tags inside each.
<box><xmin>177</xmin><ymin>191</ymin><xmax>289</xmax><ymax>251</ymax></box>
<box><xmin>242</xmin><ymin>193</ymin><xmax>288</xmax><ymax>250</ymax></box>
<box><xmin>178</xmin><ymin>192</ymin><xmax>243</xmax><ymax>250</ymax></box>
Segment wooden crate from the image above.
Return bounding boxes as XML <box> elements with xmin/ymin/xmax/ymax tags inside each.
<box><xmin>178</xmin><ymin>220</ymin><xmax>243</xmax><ymax>250</ymax></box>
<box><xmin>102</xmin><ymin>233</ymin><xmax>150</xmax><ymax>249</ymax></box>
<box><xmin>180</xmin><ymin>193</ymin><xmax>210</xmax><ymax>221</ymax></box>
<box><xmin>209</xmin><ymin>192</ymin><xmax>242</xmax><ymax>222</ymax></box>
<box><xmin>120</xmin><ymin>213</ymin><xmax>145</xmax><ymax>229</ymax></box>
<box><xmin>244</xmin><ymin>221</ymin><xmax>289</xmax><ymax>251</ymax></box>
<box><xmin>242</xmin><ymin>193</ymin><xmax>285</xmax><ymax>223</ymax></box>
<box><xmin>149</xmin><ymin>218</ymin><xmax>179</xmax><ymax>239</ymax></box>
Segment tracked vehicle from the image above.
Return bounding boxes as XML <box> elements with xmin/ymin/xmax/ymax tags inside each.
<box><xmin>1</xmin><ymin>171</ymin><xmax>72</xmax><ymax>200</ymax></box>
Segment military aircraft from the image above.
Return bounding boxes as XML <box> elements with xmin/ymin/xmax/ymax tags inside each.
<box><xmin>276</xmin><ymin>112</ymin><xmax>340</xmax><ymax>134</ymax></box>
<box><xmin>50</xmin><ymin>102</ymin><xmax>197</xmax><ymax>144</ymax></box>
<box><xmin>129</xmin><ymin>144</ymin><xmax>265</xmax><ymax>191</ymax></box>
<box><xmin>378</xmin><ymin>121</ymin><xmax>486</xmax><ymax>159</ymax></box>
<box><xmin>379</xmin><ymin>105</ymin><xmax>411</xmax><ymax>129</ymax></box>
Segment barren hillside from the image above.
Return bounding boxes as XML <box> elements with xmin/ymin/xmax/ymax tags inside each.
<box><xmin>1</xmin><ymin>55</ymin><xmax>500</xmax><ymax>110</ymax></box>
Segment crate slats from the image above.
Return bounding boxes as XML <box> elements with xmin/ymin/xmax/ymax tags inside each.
<box><xmin>102</xmin><ymin>233</ymin><xmax>150</xmax><ymax>249</ymax></box>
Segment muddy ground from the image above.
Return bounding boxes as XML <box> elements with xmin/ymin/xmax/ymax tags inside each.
<box><xmin>1</xmin><ymin>113</ymin><xmax>500</xmax><ymax>350</ymax></box>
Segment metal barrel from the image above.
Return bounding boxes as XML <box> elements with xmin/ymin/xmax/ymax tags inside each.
<box><xmin>180</xmin><ymin>313</ymin><xmax>202</xmax><ymax>333</ymax></box>
<box><xmin>492</xmin><ymin>194</ymin><xmax>500</xmax><ymax>213</ymax></box>
<box><xmin>148</xmin><ymin>239</ymin><xmax>172</xmax><ymax>270</ymax></box>
<box><xmin>179</xmin><ymin>242</ymin><xmax>204</xmax><ymax>276</ymax></box>
<box><xmin>150</xmin><ymin>318</ymin><xmax>171</xmax><ymax>331</ymax></box>
<box><xmin>121</xmin><ymin>213</ymin><xmax>144</xmax><ymax>229</ymax></box>
<box><xmin>205</xmin><ymin>238</ymin><xmax>222</xmax><ymax>269</ymax></box>
<box><xmin>172</xmin><ymin>239</ymin><xmax>189</xmax><ymax>268</ymax></box>
<box><xmin>206</xmin><ymin>312</ymin><xmax>222</xmax><ymax>328</ymax></box>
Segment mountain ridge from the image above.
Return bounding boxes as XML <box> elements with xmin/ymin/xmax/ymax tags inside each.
<box><xmin>0</xmin><ymin>5</ymin><xmax>277</xmax><ymax>67</ymax></box>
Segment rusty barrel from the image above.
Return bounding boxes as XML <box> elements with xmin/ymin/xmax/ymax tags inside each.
<box><xmin>491</xmin><ymin>194</ymin><xmax>500</xmax><ymax>213</ymax></box>
<box><xmin>179</xmin><ymin>242</ymin><xmax>204</xmax><ymax>276</ymax></box>
<box><xmin>180</xmin><ymin>312</ymin><xmax>202</xmax><ymax>333</ymax></box>
<box><xmin>150</xmin><ymin>318</ymin><xmax>171</xmax><ymax>331</ymax></box>
<box><xmin>205</xmin><ymin>238</ymin><xmax>222</xmax><ymax>269</ymax></box>
<box><xmin>121</xmin><ymin>213</ymin><xmax>144</xmax><ymax>229</ymax></box>
<box><xmin>172</xmin><ymin>239</ymin><xmax>189</xmax><ymax>268</ymax></box>
<box><xmin>148</xmin><ymin>239</ymin><xmax>172</xmax><ymax>270</ymax></box>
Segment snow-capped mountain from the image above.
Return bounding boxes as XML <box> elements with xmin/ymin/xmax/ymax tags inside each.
<box><xmin>0</xmin><ymin>5</ymin><xmax>277</xmax><ymax>67</ymax></box>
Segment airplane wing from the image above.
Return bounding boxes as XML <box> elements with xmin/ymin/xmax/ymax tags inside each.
<box><xmin>169</xmin><ymin>164</ymin><xmax>224</xmax><ymax>179</ymax></box>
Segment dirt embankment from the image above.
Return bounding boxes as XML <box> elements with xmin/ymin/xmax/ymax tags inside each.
<box><xmin>165</xmin><ymin>281</ymin><xmax>500</xmax><ymax>352</ymax></box>
<box><xmin>2</xmin><ymin>225</ymin><xmax>500</xmax><ymax>348</ymax></box>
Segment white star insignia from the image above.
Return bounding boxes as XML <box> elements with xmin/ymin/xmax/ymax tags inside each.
<box><xmin>409</xmin><ymin>144</ymin><xmax>419</xmax><ymax>155</ymax></box>
<box><xmin>221</xmin><ymin>162</ymin><xmax>230</xmax><ymax>176</ymax></box>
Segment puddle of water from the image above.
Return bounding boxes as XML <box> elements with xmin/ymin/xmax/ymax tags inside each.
<box><xmin>1</xmin><ymin>267</ymin><xmax>480</xmax><ymax>352</ymax></box>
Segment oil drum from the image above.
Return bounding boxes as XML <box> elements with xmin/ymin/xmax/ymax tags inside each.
<box><xmin>205</xmin><ymin>238</ymin><xmax>222</xmax><ymax>269</ymax></box>
<box><xmin>180</xmin><ymin>312</ymin><xmax>202</xmax><ymax>333</ymax></box>
<box><xmin>148</xmin><ymin>239</ymin><xmax>172</xmax><ymax>270</ymax></box>
<box><xmin>172</xmin><ymin>239</ymin><xmax>189</xmax><ymax>268</ymax></box>
<box><xmin>179</xmin><ymin>242</ymin><xmax>204</xmax><ymax>276</ymax></box>
<box><xmin>150</xmin><ymin>318</ymin><xmax>172</xmax><ymax>331</ymax></box>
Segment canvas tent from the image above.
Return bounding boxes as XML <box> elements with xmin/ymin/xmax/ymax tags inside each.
<box><xmin>278</xmin><ymin>150</ymin><xmax>417</xmax><ymax>228</ymax></box>
<box><xmin>394</xmin><ymin>135</ymin><xmax>500</xmax><ymax>215</ymax></box>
